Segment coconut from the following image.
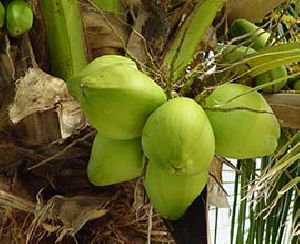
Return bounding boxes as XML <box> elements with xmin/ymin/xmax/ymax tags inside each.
<box><xmin>293</xmin><ymin>80</ymin><xmax>300</xmax><ymax>90</ymax></box>
<box><xmin>215</xmin><ymin>45</ymin><xmax>256</xmax><ymax>80</ymax></box>
<box><xmin>6</xmin><ymin>0</ymin><xmax>33</xmax><ymax>37</ymax></box>
<box><xmin>87</xmin><ymin>133</ymin><xmax>144</xmax><ymax>186</ymax></box>
<box><xmin>144</xmin><ymin>160</ymin><xmax>208</xmax><ymax>220</ymax></box>
<box><xmin>229</xmin><ymin>18</ymin><xmax>270</xmax><ymax>51</ymax></box>
<box><xmin>255</xmin><ymin>66</ymin><xmax>287</xmax><ymax>93</ymax></box>
<box><xmin>205</xmin><ymin>83</ymin><xmax>280</xmax><ymax>159</ymax></box>
<box><xmin>67</xmin><ymin>57</ymin><xmax>167</xmax><ymax>139</ymax></box>
<box><xmin>81</xmin><ymin>55</ymin><xmax>138</xmax><ymax>75</ymax></box>
<box><xmin>142</xmin><ymin>97</ymin><xmax>215</xmax><ymax>175</ymax></box>
<box><xmin>217</xmin><ymin>45</ymin><xmax>256</xmax><ymax>64</ymax></box>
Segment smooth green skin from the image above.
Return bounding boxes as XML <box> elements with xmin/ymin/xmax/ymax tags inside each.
<box><xmin>215</xmin><ymin>45</ymin><xmax>256</xmax><ymax>79</ymax></box>
<box><xmin>293</xmin><ymin>80</ymin><xmax>300</xmax><ymax>90</ymax></box>
<box><xmin>81</xmin><ymin>55</ymin><xmax>137</xmax><ymax>76</ymax></box>
<box><xmin>144</xmin><ymin>160</ymin><xmax>208</xmax><ymax>220</ymax></box>
<box><xmin>6</xmin><ymin>0</ymin><xmax>33</xmax><ymax>37</ymax></box>
<box><xmin>255</xmin><ymin>66</ymin><xmax>287</xmax><ymax>93</ymax></box>
<box><xmin>217</xmin><ymin>44</ymin><xmax>256</xmax><ymax>63</ymax></box>
<box><xmin>229</xmin><ymin>18</ymin><xmax>270</xmax><ymax>51</ymax></box>
<box><xmin>142</xmin><ymin>97</ymin><xmax>215</xmax><ymax>175</ymax></box>
<box><xmin>87</xmin><ymin>133</ymin><xmax>144</xmax><ymax>186</ymax></box>
<box><xmin>68</xmin><ymin>65</ymin><xmax>167</xmax><ymax>139</ymax></box>
<box><xmin>0</xmin><ymin>2</ymin><xmax>4</xmax><ymax>28</ymax></box>
<box><xmin>205</xmin><ymin>83</ymin><xmax>280</xmax><ymax>159</ymax></box>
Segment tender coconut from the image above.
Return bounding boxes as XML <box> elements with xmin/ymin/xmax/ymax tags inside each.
<box><xmin>142</xmin><ymin>97</ymin><xmax>215</xmax><ymax>175</ymax></box>
<box><xmin>205</xmin><ymin>83</ymin><xmax>280</xmax><ymax>159</ymax></box>
<box><xmin>67</xmin><ymin>55</ymin><xmax>166</xmax><ymax>139</ymax></box>
<box><xmin>144</xmin><ymin>160</ymin><xmax>208</xmax><ymax>220</ymax></box>
<box><xmin>87</xmin><ymin>133</ymin><xmax>144</xmax><ymax>186</ymax></box>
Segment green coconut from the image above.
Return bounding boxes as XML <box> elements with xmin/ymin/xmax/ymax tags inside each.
<box><xmin>6</xmin><ymin>0</ymin><xmax>33</xmax><ymax>37</ymax></box>
<box><xmin>67</xmin><ymin>60</ymin><xmax>167</xmax><ymax>139</ymax></box>
<box><xmin>142</xmin><ymin>97</ymin><xmax>215</xmax><ymax>175</ymax></box>
<box><xmin>205</xmin><ymin>83</ymin><xmax>280</xmax><ymax>159</ymax></box>
<box><xmin>144</xmin><ymin>160</ymin><xmax>208</xmax><ymax>220</ymax></box>
<box><xmin>81</xmin><ymin>55</ymin><xmax>138</xmax><ymax>75</ymax></box>
<box><xmin>217</xmin><ymin>44</ymin><xmax>256</xmax><ymax>64</ymax></box>
<box><xmin>229</xmin><ymin>18</ymin><xmax>270</xmax><ymax>50</ymax></box>
<box><xmin>216</xmin><ymin>44</ymin><xmax>256</xmax><ymax>79</ymax></box>
<box><xmin>255</xmin><ymin>66</ymin><xmax>287</xmax><ymax>93</ymax></box>
<box><xmin>229</xmin><ymin>19</ymin><xmax>287</xmax><ymax>93</ymax></box>
<box><xmin>293</xmin><ymin>80</ymin><xmax>300</xmax><ymax>90</ymax></box>
<box><xmin>87</xmin><ymin>133</ymin><xmax>144</xmax><ymax>186</ymax></box>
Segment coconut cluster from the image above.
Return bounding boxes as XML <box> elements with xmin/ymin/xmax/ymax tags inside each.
<box><xmin>68</xmin><ymin>55</ymin><xmax>280</xmax><ymax>220</ymax></box>
<box><xmin>228</xmin><ymin>18</ymin><xmax>288</xmax><ymax>93</ymax></box>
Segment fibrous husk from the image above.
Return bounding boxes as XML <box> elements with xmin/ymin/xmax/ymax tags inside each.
<box><xmin>9</xmin><ymin>67</ymin><xmax>86</xmax><ymax>138</ymax></box>
<box><xmin>207</xmin><ymin>157</ymin><xmax>230</xmax><ymax>208</ymax></box>
<box><xmin>9</xmin><ymin>67</ymin><xmax>68</xmax><ymax>124</ymax></box>
<box><xmin>81</xmin><ymin>0</ymin><xmax>130</xmax><ymax>57</ymax></box>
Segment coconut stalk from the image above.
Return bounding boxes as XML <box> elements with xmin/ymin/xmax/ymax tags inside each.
<box><xmin>40</xmin><ymin>0</ymin><xmax>87</xmax><ymax>80</ymax></box>
<box><xmin>162</xmin><ymin>0</ymin><xmax>226</xmax><ymax>83</ymax></box>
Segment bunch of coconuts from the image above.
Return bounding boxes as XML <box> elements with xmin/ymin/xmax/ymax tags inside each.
<box><xmin>224</xmin><ymin>18</ymin><xmax>288</xmax><ymax>93</ymax></box>
<box><xmin>67</xmin><ymin>20</ymin><xmax>281</xmax><ymax>221</ymax></box>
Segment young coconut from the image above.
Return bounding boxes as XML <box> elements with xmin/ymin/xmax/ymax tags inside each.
<box><xmin>229</xmin><ymin>19</ymin><xmax>287</xmax><ymax>93</ymax></box>
<box><xmin>6</xmin><ymin>0</ymin><xmax>33</xmax><ymax>37</ymax></box>
<box><xmin>144</xmin><ymin>160</ymin><xmax>208</xmax><ymax>220</ymax></box>
<box><xmin>81</xmin><ymin>55</ymin><xmax>138</xmax><ymax>75</ymax></box>
<box><xmin>229</xmin><ymin>18</ymin><xmax>270</xmax><ymax>50</ymax></box>
<box><xmin>217</xmin><ymin>44</ymin><xmax>256</xmax><ymax>64</ymax></box>
<box><xmin>294</xmin><ymin>80</ymin><xmax>300</xmax><ymax>90</ymax></box>
<box><xmin>255</xmin><ymin>65</ymin><xmax>287</xmax><ymax>93</ymax></box>
<box><xmin>68</xmin><ymin>56</ymin><xmax>167</xmax><ymax>139</ymax></box>
<box><xmin>205</xmin><ymin>83</ymin><xmax>280</xmax><ymax>159</ymax></box>
<box><xmin>142</xmin><ymin>97</ymin><xmax>215</xmax><ymax>175</ymax></box>
<box><xmin>215</xmin><ymin>44</ymin><xmax>256</xmax><ymax>80</ymax></box>
<box><xmin>87</xmin><ymin>133</ymin><xmax>144</xmax><ymax>186</ymax></box>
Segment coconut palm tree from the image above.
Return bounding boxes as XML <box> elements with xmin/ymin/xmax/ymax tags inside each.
<box><xmin>0</xmin><ymin>0</ymin><xmax>298</xmax><ymax>243</ymax></box>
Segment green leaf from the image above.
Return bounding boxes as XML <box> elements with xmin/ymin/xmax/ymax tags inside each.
<box><xmin>219</xmin><ymin>43</ymin><xmax>300</xmax><ymax>78</ymax></box>
<box><xmin>163</xmin><ymin>0</ymin><xmax>226</xmax><ymax>83</ymax></box>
